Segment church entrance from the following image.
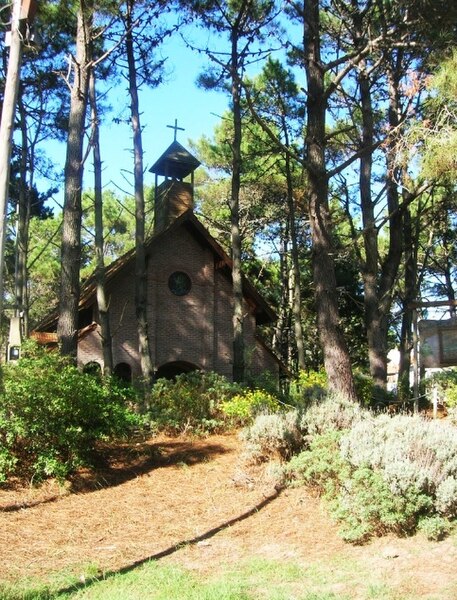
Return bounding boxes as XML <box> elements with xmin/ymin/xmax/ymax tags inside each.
<box><xmin>156</xmin><ymin>361</ymin><xmax>199</xmax><ymax>380</ymax></box>
<box><xmin>114</xmin><ymin>362</ymin><xmax>132</xmax><ymax>384</ymax></box>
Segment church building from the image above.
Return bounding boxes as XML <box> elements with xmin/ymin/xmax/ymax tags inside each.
<box><xmin>34</xmin><ymin>139</ymin><xmax>281</xmax><ymax>383</ymax></box>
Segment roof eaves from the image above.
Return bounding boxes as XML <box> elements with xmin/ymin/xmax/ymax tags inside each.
<box><xmin>35</xmin><ymin>209</ymin><xmax>277</xmax><ymax>330</ymax></box>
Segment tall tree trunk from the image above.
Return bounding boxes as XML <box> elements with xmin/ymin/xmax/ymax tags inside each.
<box><xmin>375</xmin><ymin>61</ymin><xmax>404</xmax><ymax>383</ymax></box>
<box><xmin>57</xmin><ymin>1</ymin><xmax>92</xmax><ymax>359</ymax></box>
<box><xmin>125</xmin><ymin>0</ymin><xmax>154</xmax><ymax>391</ymax></box>
<box><xmin>89</xmin><ymin>69</ymin><xmax>113</xmax><ymax>376</ymax></box>
<box><xmin>0</xmin><ymin>0</ymin><xmax>22</xmax><ymax>325</ymax></box>
<box><xmin>273</xmin><ymin>222</ymin><xmax>291</xmax><ymax>363</ymax></box>
<box><xmin>398</xmin><ymin>202</ymin><xmax>416</xmax><ymax>399</ymax></box>
<box><xmin>357</xmin><ymin>64</ymin><xmax>386</xmax><ymax>390</ymax></box>
<box><xmin>230</xmin><ymin>25</ymin><xmax>245</xmax><ymax>383</ymax></box>
<box><xmin>15</xmin><ymin>90</ymin><xmax>30</xmax><ymax>334</ymax></box>
<box><xmin>303</xmin><ymin>0</ymin><xmax>356</xmax><ymax>400</ymax></box>
<box><xmin>441</xmin><ymin>228</ymin><xmax>456</xmax><ymax>318</ymax></box>
<box><xmin>285</xmin><ymin>146</ymin><xmax>306</xmax><ymax>371</ymax></box>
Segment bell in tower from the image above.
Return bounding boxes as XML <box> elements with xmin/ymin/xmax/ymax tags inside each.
<box><xmin>149</xmin><ymin>120</ymin><xmax>201</xmax><ymax>233</ymax></box>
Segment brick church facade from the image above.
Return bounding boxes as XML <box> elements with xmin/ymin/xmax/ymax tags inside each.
<box><xmin>34</xmin><ymin>141</ymin><xmax>281</xmax><ymax>382</ymax></box>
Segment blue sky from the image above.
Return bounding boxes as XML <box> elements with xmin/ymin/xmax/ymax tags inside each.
<box><xmin>44</xmin><ymin>31</ymin><xmax>230</xmax><ymax>209</ymax></box>
<box><xmin>38</xmin><ymin>31</ymin><xmax>229</xmax><ymax>211</ymax></box>
<box><xmin>41</xmin><ymin>13</ymin><xmax>292</xmax><ymax>210</ymax></box>
<box><xmin>98</xmin><ymin>36</ymin><xmax>228</xmax><ymax>192</ymax></box>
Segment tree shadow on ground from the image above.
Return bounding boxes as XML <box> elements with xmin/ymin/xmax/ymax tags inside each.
<box><xmin>53</xmin><ymin>488</ymin><xmax>282</xmax><ymax>598</ymax></box>
<box><xmin>0</xmin><ymin>439</ymin><xmax>231</xmax><ymax>513</ymax></box>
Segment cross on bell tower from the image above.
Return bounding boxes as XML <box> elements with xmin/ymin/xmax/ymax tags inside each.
<box><xmin>167</xmin><ymin>118</ymin><xmax>185</xmax><ymax>142</ymax></box>
<box><xmin>149</xmin><ymin>122</ymin><xmax>201</xmax><ymax>233</ymax></box>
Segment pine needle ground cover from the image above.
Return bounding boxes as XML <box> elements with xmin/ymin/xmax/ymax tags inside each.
<box><xmin>2</xmin><ymin>432</ymin><xmax>457</xmax><ymax>600</ymax></box>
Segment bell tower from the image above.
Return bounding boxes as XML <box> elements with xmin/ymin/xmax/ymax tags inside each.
<box><xmin>149</xmin><ymin>120</ymin><xmax>201</xmax><ymax>233</ymax></box>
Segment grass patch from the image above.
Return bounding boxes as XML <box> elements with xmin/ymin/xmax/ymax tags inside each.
<box><xmin>67</xmin><ymin>563</ymin><xmax>249</xmax><ymax>600</ymax></box>
<box><xmin>0</xmin><ymin>556</ymin><xmax>415</xmax><ymax>600</ymax></box>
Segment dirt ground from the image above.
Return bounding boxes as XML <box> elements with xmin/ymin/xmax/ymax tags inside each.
<box><xmin>1</xmin><ymin>432</ymin><xmax>457</xmax><ymax>598</ymax></box>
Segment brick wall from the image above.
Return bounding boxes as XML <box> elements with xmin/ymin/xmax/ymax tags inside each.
<box><xmin>77</xmin><ymin>220</ymin><xmax>279</xmax><ymax>381</ymax></box>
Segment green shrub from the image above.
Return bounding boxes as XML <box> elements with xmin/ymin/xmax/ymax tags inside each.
<box><xmin>300</xmin><ymin>393</ymin><xmax>366</xmax><ymax>436</ymax></box>
<box><xmin>285</xmin><ymin>428</ymin><xmax>433</xmax><ymax>544</ymax></box>
<box><xmin>241</xmin><ymin>411</ymin><xmax>303</xmax><ymax>463</ymax></box>
<box><xmin>340</xmin><ymin>414</ymin><xmax>457</xmax><ymax>506</ymax></box>
<box><xmin>0</xmin><ymin>341</ymin><xmax>139</xmax><ymax>482</ymax></box>
<box><xmin>435</xmin><ymin>476</ymin><xmax>457</xmax><ymax>518</ymax></box>
<box><xmin>148</xmin><ymin>372</ymin><xmax>284</xmax><ymax>434</ymax></box>
<box><xmin>285</xmin><ymin>430</ymin><xmax>347</xmax><ymax>493</ymax></box>
<box><xmin>418</xmin><ymin>516</ymin><xmax>451</xmax><ymax>541</ymax></box>
<box><xmin>448</xmin><ymin>406</ymin><xmax>457</xmax><ymax>426</ymax></box>
<box><xmin>288</xmin><ymin>370</ymin><xmax>328</xmax><ymax>407</ymax></box>
<box><xmin>221</xmin><ymin>389</ymin><xmax>281</xmax><ymax>426</ymax></box>
<box><xmin>351</xmin><ymin>371</ymin><xmax>397</xmax><ymax>407</ymax></box>
<box><xmin>0</xmin><ymin>447</ymin><xmax>16</xmax><ymax>484</ymax></box>
<box><xmin>245</xmin><ymin>369</ymin><xmax>282</xmax><ymax>399</ymax></box>
<box><xmin>283</xmin><ymin>403</ymin><xmax>457</xmax><ymax>543</ymax></box>
<box><xmin>353</xmin><ymin>371</ymin><xmax>375</xmax><ymax>406</ymax></box>
<box><xmin>329</xmin><ymin>467</ymin><xmax>431</xmax><ymax>543</ymax></box>
<box><xmin>148</xmin><ymin>371</ymin><xmax>242</xmax><ymax>434</ymax></box>
<box><xmin>425</xmin><ymin>369</ymin><xmax>457</xmax><ymax>407</ymax></box>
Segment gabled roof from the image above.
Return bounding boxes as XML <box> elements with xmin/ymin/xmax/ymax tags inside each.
<box><xmin>36</xmin><ymin>210</ymin><xmax>277</xmax><ymax>331</ymax></box>
<box><xmin>31</xmin><ymin>323</ymin><xmax>97</xmax><ymax>344</ymax></box>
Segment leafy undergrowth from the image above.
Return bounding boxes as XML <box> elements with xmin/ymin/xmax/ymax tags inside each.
<box><xmin>3</xmin><ymin>362</ymin><xmax>457</xmax><ymax>597</ymax></box>
<box><xmin>0</xmin><ymin>351</ymin><xmax>281</xmax><ymax>484</ymax></box>
<box><xmin>242</xmin><ymin>395</ymin><xmax>457</xmax><ymax>544</ymax></box>
<box><xmin>0</xmin><ymin>342</ymin><xmax>140</xmax><ymax>483</ymax></box>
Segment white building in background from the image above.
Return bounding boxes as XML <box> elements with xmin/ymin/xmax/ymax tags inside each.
<box><xmin>387</xmin><ymin>348</ymin><xmax>402</xmax><ymax>391</ymax></box>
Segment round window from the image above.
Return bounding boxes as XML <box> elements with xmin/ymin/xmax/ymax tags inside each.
<box><xmin>168</xmin><ymin>271</ymin><xmax>192</xmax><ymax>296</ymax></box>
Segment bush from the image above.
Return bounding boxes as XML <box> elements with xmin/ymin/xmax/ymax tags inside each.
<box><xmin>418</xmin><ymin>516</ymin><xmax>451</xmax><ymax>541</ymax></box>
<box><xmin>285</xmin><ymin>430</ymin><xmax>347</xmax><ymax>492</ymax></box>
<box><xmin>353</xmin><ymin>371</ymin><xmax>375</xmax><ymax>406</ymax></box>
<box><xmin>448</xmin><ymin>406</ymin><xmax>457</xmax><ymax>426</ymax></box>
<box><xmin>241</xmin><ymin>411</ymin><xmax>303</xmax><ymax>463</ymax></box>
<box><xmin>329</xmin><ymin>468</ymin><xmax>431</xmax><ymax>543</ymax></box>
<box><xmin>352</xmin><ymin>371</ymin><xmax>394</xmax><ymax>407</ymax></box>
<box><xmin>148</xmin><ymin>371</ymin><xmax>242</xmax><ymax>434</ymax></box>
<box><xmin>288</xmin><ymin>409</ymin><xmax>457</xmax><ymax>543</ymax></box>
<box><xmin>245</xmin><ymin>369</ymin><xmax>282</xmax><ymax>400</ymax></box>
<box><xmin>240</xmin><ymin>391</ymin><xmax>457</xmax><ymax>544</ymax></box>
<box><xmin>435</xmin><ymin>476</ymin><xmax>457</xmax><ymax>518</ymax></box>
<box><xmin>340</xmin><ymin>414</ymin><xmax>457</xmax><ymax>506</ymax></box>
<box><xmin>0</xmin><ymin>341</ymin><xmax>139</xmax><ymax>482</ymax></box>
<box><xmin>299</xmin><ymin>393</ymin><xmax>367</xmax><ymax>437</ymax></box>
<box><xmin>288</xmin><ymin>370</ymin><xmax>328</xmax><ymax>407</ymax></box>
<box><xmin>220</xmin><ymin>389</ymin><xmax>281</xmax><ymax>426</ymax></box>
<box><xmin>282</xmin><ymin>398</ymin><xmax>457</xmax><ymax>543</ymax></box>
<box><xmin>0</xmin><ymin>447</ymin><xmax>16</xmax><ymax>483</ymax></box>
<box><xmin>285</xmin><ymin>427</ymin><xmax>434</xmax><ymax>544</ymax></box>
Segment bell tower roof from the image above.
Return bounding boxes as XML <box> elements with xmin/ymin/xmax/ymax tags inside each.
<box><xmin>149</xmin><ymin>140</ymin><xmax>201</xmax><ymax>180</ymax></box>
<box><xmin>150</xmin><ymin>124</ymin><xmax>201</xmax><ymax>233</ymax></box>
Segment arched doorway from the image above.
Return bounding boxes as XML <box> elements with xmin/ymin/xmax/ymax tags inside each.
<box><xmin>114</xmin><ymin>362</ymin><xmax>132</xmax><ymax>384</ymax></box>
<box><xmin>156</xmin><ymin>361</ymin><xmax>200</xmax><ymax>380</ymax></box>
<box><xmin>82</xmin><ymin>361</ymin><xmax>102</xmax><ymax>377</ymax></box>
